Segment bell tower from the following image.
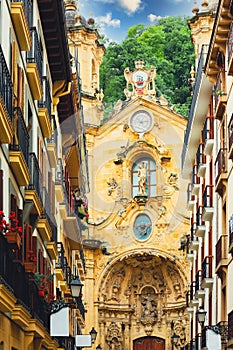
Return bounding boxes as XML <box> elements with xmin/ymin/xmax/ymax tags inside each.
<box><xmin>64</xmin><ymin>0</ymin><xmax>105</xmax><ymax>125</ymax></box>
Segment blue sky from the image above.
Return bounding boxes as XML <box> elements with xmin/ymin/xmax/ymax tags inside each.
<box><xmin>79</xmin><ymin>0</ymin><xmax>196</xmax><ymax>43</ymax></box>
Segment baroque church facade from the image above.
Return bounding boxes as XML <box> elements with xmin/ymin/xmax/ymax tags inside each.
<box><xmin>65</xmin><ymin>3</ymin><xmax>191</xmax><ymax>347</ymax></box>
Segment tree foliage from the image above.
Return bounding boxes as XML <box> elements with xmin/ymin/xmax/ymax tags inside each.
<box><xmin>99</xmin><ymin>16</ymin><xmax>195</xmax><ymax>117</ymax></box>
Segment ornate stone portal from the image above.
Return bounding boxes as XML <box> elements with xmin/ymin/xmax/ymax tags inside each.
<box><xmin>97</xmin><ymin>250</ymin><xmax>189</xmax><ymax>349</ymax></box>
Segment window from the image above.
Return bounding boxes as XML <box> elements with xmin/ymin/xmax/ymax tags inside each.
<box><xmin>132</xmin><ymin>157</ymin><xmax>156</xmax><ymax>197</ymax></box>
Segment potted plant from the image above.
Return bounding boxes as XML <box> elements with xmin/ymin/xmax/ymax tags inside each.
<box><xmin>0</xmin><ymin>211</ymin><xmax>23</xmax><ymax>249</ymax></box>
<box><xmin>34</xmin><ymin>272</ymin><xmax>53</xmax><ymax>298</ymax></box>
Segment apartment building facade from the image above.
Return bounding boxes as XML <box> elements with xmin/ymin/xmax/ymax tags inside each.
<box><xmin>182</xmin><ymin>0</ymin><xmax>233</xmax><ymax>348</ymax></box>
<box><xmin>0</xmin><ymin>0</ymin><xmax>88</xmax><ymax>348</ymax></box>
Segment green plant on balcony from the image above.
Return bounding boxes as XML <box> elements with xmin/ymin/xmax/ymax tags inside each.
<box><xmin>34</xmin><ymin>272</ymin><xmax>53</xmax><ymax>298</ymax></box>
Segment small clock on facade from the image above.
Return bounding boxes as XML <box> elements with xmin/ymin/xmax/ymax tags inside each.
<box><xmin>129</xmin><ymin>110</ymin><xmax>153</xmax><ymax>134</ymax></box>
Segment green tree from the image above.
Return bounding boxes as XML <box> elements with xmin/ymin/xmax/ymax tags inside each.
<box><xmin>99</xmin><ymin>16</ymin><xmax>195</xmax><ymax>117</ymax></box>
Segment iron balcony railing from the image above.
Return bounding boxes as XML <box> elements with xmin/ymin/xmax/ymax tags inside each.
<box><xmin>47</xmin><ymin>115</ymin><xmax>58</xmax><ymax>146</ymax></box>
<box><xmin>56</xmin><ymin>242</ymin><xmax>72</xmax><ymax>285</ymax></box>
<box><xmin>27</xmin><ymin>27</ymin><xmax>43</xmax><ymax>81</ymax></box>
<box><xmin>196</xmin><ymin>142</ymin><xmax>206</xmax><ymax>166</ymax></box>
<box><xmin>9</xmin><ymin>107</ymin><xmax>29</xmax><ymax>165</ymax></box>
<box><xmin>28</xmin><ymin>152</ymin><xmax>42</xmax><ymax>203</ymax></box>
<box><xmin>215</xmin><ymin>148</ymin><xmax>227</xmax><ymax>184</ymax></box>
<box><xmin>11</xmin><ymin>0</ymin><xmax>32</xmax><ymax>27</ymax></box>
<box><xmin>196</xmin><ymin>206</ymin><xmax>204</xmax><ymax>226</ymax></box>
<box><xmin>203</xmin><ymin>185</ymin><xmax>213</xmax><ymax>208</ymax></box>
<box><xmin>214</xmin><ymin>70</ymin><xmax>226</xmax><ymax>108</ymax></box>
<box><xmin>190</xmin><ymin>222</ymin><xmax>197</xmax><ymax>241</ymax></box>
<box><xmin>202</xmin><ymin>256</ymin><xmax>213</xmax><ymax>280</ymax></box>
<box><xmin>57</xmin><ymin>242</ymin><xmax>65</xmax><ymax>270</ymax></box>
<box><xmin>202</xmin><ymin>116</ymin><xmax>214</xmax><ymax>142</ymax></box>
<box><xmin>55</xmin><ymin>158</ymin><xmax>63</xmax><ymax>185</ymax></box>
<box><xmin>0</xmin><ymin>45</ymin><xmax>13</xmax><ymax>122</ymax></box>
<box><xmin>190</xmin><ymin>281</ymin><xmax>196</xmax><ymax>301</ymax></box>
<box><xmin>42</xmin><ymin>186</ymin><xmax>51</xmax><ymax>223</ymax></box>
<box><xmin>195</xmin><ymin>270</ymin><xmax>202</xmax><ymax>293</ymax></box>
<box><xmin>38</xmin><ymin>76</ymin><xmax>52</xmax><ymax>117</ymax></box>
<box><xmin>79</xmin><ymin>249</ymin><xmax>86</xmax><ymax>273</ymax></box>
<box><xmin>192</xmin><ymin>164</ymin><xmax>200</xmax><ymax>185</ymax></box>
<box><xmin>182</xmin><ymin>44</ymin><xmax>209</xmax><ymax>168</ymax></box>
<box><xmin>0</xmin><ymin>234</ymin><xmax>49</xmax><ymax>331</ymax></box>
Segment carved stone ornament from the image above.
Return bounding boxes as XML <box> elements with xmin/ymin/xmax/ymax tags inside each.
<box><xmin>106</xmin><ymin>322</ymin><xmax>123</xmax><ymax>350</ymax></box>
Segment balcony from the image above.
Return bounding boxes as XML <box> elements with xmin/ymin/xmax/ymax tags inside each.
<box><xmin>186</xmin><ymin>291</ymin><xmax>194</xmax><ymax>314</ymax></box>
<box><xmin>26</xmin><ymin>27</ymin><xmax>43</xmax><ymax>100</ymax></box>
<box><xmin>0</xmin><ymin>234</ymin><xmax>49</xmax><ymax>332</ymax></box>
<box><xmin>55</xmin><ymin>159</ymin><xmax>64</xmax><ymax>203</ymax></box>
<box><xmin>195</xmin><ymin>270</ymin><xmax>205</xmax><ymax>300</ymax></box>
<box><xmin>197</xmin><ymin>143</ymin><xmax>206</xmax><ymax>178</ymax></box>
<box><xmin>192</xmin><ymin>164</ymin><xmax>201</xmax><ymax>196</ymax></box>
<box><xmin>214</xmin><ymin>72</ymin><xmax>227</xmax><ymax>120</ymax></box>
<box><xmin>25</xmin><ymin>152</ymin><xmax>43</xmax><ymax>216</ymax></box>
<box><xmin>195</xmin><ymin>205</ymin><xmax>206</xmax><ymax>238</ymax></box>
<box><xmin>189</xmin><ymin>281</ymin><xmax>199</xmax><ymax>307</ymax></box>
<box><xmin>190</xmin><ymin>222</ymin><xmax>199</xmax><ymax>252</ymax></box>
<box><xmin>216</xmin><ymin>235</ymin><xmax>228</xmax><ymax>279</ymax></box>
<box><xmin>9</xmin><ymin>108</ymin><xmax>30</xmax><ymax>186</ymax></box>
<box><xmin>202</xmin><ymin>185</ymin><xmax>214</xmax><ymax>222</ymax></box>
<box><xmin>11</xmin><ymin>0</ymin><xmax>32</xmax><ymax>51</ymax></box>
<box><xmin>38</xmin><ymin>76</ymin><xmax>52</xmax><ymax>138</ymax></box>
<box><xmin>215</xmin><ymin>148</ymin><xmax>228</xmax><ymax>195</ymax></box>
<box><xmin>185</xmin><ymin>237</ymin><xmax>195</xmax><ymax>262</ymax></box>
<box><xmin>187</xmin><ymin>183</ymin><xmax>195</xmax><ymax>211</ymax></box>
<box><xmin>201</xmin><ymin>256</ymin><xmax>213</xmax><ymax>289</ymax></box>
<box><xmin>0</xmin><ymin>46</ymin><xmax>13</xmax><ymax>143</ymax></box>
<box><xmin>228</xmin><ymin>114</ymin><xmax>233</xmax><ymax>159</ymax></box>
<box><xmin>47</xmin><ymin>134</ymin><xmax>57</xmax><ymax>169</ymax></box>
<box><xmin>203</xmin><ymin>116</ymin><xmax>214</xmax><ymax>156</ymax></box>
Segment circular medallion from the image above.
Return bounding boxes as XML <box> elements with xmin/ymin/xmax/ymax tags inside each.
<box><xmin>130</xmin><ymin>110</ymin><xmax>153</xmax><ymax>134</ymax></box>
<box><xmin>133</xmin><ymin>214</ymin><xmax>152</xmax><ymax>241</ymax></box>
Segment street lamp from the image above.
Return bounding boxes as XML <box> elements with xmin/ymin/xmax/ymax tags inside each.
<box><xmin>90</xmin><ymin>327</ymin><xmax>98</xmax><ymax>343</ymax></box>
<box><xmin>197</xmin><ymin>307</ymin><xmax>207</xmax><ymax>327</ymax></box>
<box><xmin>69</xmin><ymin>275</ymin><xmax>83</xmax><ymax>298</ymax></box>
<box><xmin>171</xmin><ymin>332</ymin><xmax>180</xmax><ymax>349</ymax></box>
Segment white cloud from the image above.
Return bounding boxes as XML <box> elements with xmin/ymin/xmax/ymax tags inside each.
<box><xmin>119</xmin><ymin>0</ymin><xmax>142</xmax><ymax>13</ymax></box>
<box><xmin>96</xmin><ymin>13</ymin><xmax>121</xmax><ymax>28</ymax></box>
<box><xmin>94</xmin><ymin>0</ymin><xmax>143</xmax><ymax>14</ymax></box>
<box><xmin>148</xmin><ymin>13</ymin><xmax>163</xmax><ymax>22</ymax></box>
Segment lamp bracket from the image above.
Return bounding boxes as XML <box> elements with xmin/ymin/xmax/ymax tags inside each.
<box><xmin>49</xmin><ymin>300</ymin><xmax>75</xmax><ymax>314</ymax></box>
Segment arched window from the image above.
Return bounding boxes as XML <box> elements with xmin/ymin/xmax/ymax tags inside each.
<box><xmin>132</xmin><ymin>157</ymin><xmax>156</xmax><ymax>198</ymax></box>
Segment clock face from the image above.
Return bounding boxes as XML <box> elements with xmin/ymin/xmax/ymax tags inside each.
<box><xmin>130</xmin><ymin>110</ymin><xmax>153</xmax><ymax>133</ymax></box>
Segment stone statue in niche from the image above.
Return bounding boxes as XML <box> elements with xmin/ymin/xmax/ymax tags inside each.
<box><xmin>137</xmin><ymin>161</ymin><xmax>147</xmax><ymax>195</ymax></box>
<box><xmin>110</xmin><ymin>268</ymin><xmax>125</xmax><ymax>301</ymax></box>
<box><xmin>140</xmin><ymin>286</ymin><xmax>158</xmax><ymax>320</ymax></box>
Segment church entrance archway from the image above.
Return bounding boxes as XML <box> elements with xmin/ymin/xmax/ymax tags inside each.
<box><xmin>133</xmin><ymin>336</ymin><xmax>165</xmax><ymax>350</ymax></box>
